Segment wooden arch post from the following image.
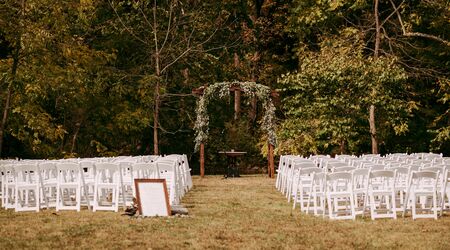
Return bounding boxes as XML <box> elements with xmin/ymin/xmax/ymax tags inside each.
<box><xmin>200</xmin><ymin>142</ymin><xmax>205</xmax><ymax>178</ymax></box>
<box><xmin>268</xmin><ymin>142</ymin><xmax>274</xmax><ymax>178</ymax></box>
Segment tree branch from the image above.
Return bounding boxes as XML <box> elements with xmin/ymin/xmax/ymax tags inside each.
<box><xmin>159</xmin><ymin>1</ymin><xmax>173</xmax><ymax>53</ymax></box>
<box><xmin>108</xmin><ymin>0</ymin><xmax>148</xmax><ymax>45</ymax></box>
<box><xmin>403</xmin><ymin>32</ymin><xmax>450</xmax><ymax>47</ymax></box>
<box><xmin>389</xmin><ymin>0</ymin><xmax>450</xmax><ymax>47</ymax></box>
<box><xmin>381</xmin><ymin>0</ymin><xmax>404</xmax><ymax>28</ymax></box>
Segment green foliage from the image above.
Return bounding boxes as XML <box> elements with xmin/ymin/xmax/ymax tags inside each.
<box><xmin>278</xmin><ymin>34</ymin><xmax>410</xmax><ymax>155</ymax></box>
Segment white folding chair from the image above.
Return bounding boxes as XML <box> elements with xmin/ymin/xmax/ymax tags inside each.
<box><xmin>131</xmin><ymin>162</ymin><xmax>160</xmax><ymax>197</ymax></box>
<box><xmin>39</xmin><ymin>162</ymin><xmax>58</xmax><ymax>209</ymax></box>
<box><xmin>156</xmin><ymin>159</ymin><xmax>179</xmax><ymax>205</ymax></box>
<box><xmin>326</xmin><ymin>172</ymin><xmax>356</xmax><ymax>220</ymax></box>
<box><xmin>292</xmin><ymin>167</ymin><xmax>322</xmax><ymax>212</ymax></box>
<box><xmin>1</xmin><ymin>165</ymin><xmax>15</xmax><ymax>209</ymax></box>
<box><xmin>93</xmin><ymin>163</ymin><xmax>121</xmax><ymax>212</ymax></box>
<box><xmin>368</xmin><ymin>170</ymin><xmax>397</xmax><ymax>220</ymax></box>
<box><xmin>306</xmin><ymin>172</ymin><xmax>327</xmax><ymax>216</ymax></box>
<box><xmin>352</xmin><ymin>168</ymin><xmax>370</xmax><ymax>216</ymax></box>
<box><xmin>79</xmin><ymin>161</ymin><xmax>95</xmax><ymax>210</ymax></box>
<box><xmin>391</xmin><ymin>166</ymin><xmax>409</xmax><ymax>212</ymax></box>
<box><xmin>275</xmin><ymin>155</ymin><xmax>287</xmax><ymax>191</ymax></box>
<box><xmin>403</xmin><ymin>171</ymin><xmax>439</xmax><ymax>220</ymax></box>
<box><xmin>56</xmin><ymin>163</ymin><xmax>83</xmax><ymax>212</ymax></box>
<box><xmin>182</xmin><ymin>154</ymin><xmax>193</xmax><ymax>190</ymax></box>
<box><xmin>287</xmin><ymin>160</ymin><xmax>316</xmax><ymax>201</ymax></box>
<box><xmin>117</xmin><ymin>161</ymin><xmax>134</xmax><ymax>208</ymax></box>
<box><xmin>14</xmin><ymin>164</ymin><xmax>41</xmax><ymax>212</ymax></box>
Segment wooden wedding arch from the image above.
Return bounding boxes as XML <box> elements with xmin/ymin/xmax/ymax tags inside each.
<box><xmin>192</xmin><ymin>81</ymin><xmax>277</xmax><ymax>178</ymax></box>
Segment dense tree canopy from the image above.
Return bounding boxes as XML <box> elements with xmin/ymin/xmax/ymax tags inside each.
<box><xmin>0</xmin><ymin>0</ymin><xmax>449</xmax><ymax>172</ymax></box>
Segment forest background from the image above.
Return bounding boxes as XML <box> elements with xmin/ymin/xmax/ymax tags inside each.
<box><xmin>0</xmin><ymin>0</ymin><xmax>449</xmax><ymax>174</ymax></box>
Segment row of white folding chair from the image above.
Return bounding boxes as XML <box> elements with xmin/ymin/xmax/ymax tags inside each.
<box><xmin>1</xmin><ymin>161</ymin><xmax>162</xmax><ymax>212</ymax></box>
<box><xmin>293</xmin><ymin>166</ymin><xmax>444</xmax><ymax>220</ymax></box>
<box><xmin>307</xmin><ymin>169</ymin><xmax>404</xmax><ymax>220</ymax></box>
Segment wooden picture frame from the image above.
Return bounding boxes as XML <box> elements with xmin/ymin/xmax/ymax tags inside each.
<box><xmin>134</xmin><ymin>179</ymin><xmax>171</xmax><ymax>216</ymax></box>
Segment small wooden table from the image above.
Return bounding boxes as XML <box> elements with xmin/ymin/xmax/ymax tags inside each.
<box><xmin>218</xmin><ymin>151</ymin><xmax>247</xmax><ymax>178</ymax></box>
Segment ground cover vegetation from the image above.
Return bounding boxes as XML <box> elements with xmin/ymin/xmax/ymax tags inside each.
<box><xmin>0</xmin><ymin>1</ymin><xmax>449</xmax><ymax>173</ymax></box>
<box><xmin>1</xmin><ymin>175</ymin><xmax>449</xmax><ymax>249</ymax></box>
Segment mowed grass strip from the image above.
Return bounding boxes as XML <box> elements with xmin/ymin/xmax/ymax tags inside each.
<box><xmin>1</xmin><ymin>175</ymin><xmax>449</xmax><ymax>249</ymax></box>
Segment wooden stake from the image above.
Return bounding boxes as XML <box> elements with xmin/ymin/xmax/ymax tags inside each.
<box><xmin>200</xmin><ymin>143</ymin><xmax>205</xmax><ymax>178</ymax></box>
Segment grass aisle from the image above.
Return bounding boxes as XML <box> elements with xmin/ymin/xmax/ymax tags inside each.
<box><xmin>1</xmin><ymin>175</ymin><xmax>449</xmax><ymax>249</ymax></box>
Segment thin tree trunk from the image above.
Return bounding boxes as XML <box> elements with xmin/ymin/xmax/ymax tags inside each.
<box><xmin>234</xmin><ymin>52</ymin><xmax>240</xmax><ymax>68</ymax></box>
<box><xmin>153</xmin><ymin>1</ymin><xmax>160</xmax><ymax>155</ymax></box>
<box><xmin>369</xmin><ymin>0</ymin><xmax>381</xmax><ymax>154</ymax></box>
<box><xmin>153</xmin><ymin>81</ymin><xmax>160</xmax><ymax>155</ymax></box>
<box><xmin>0</xmin><ymin>85</ymin><xmax>12</xmax><ymax>156</ymax></box>
<box><xmin>369</xmin><ymin>105</ymin><xmax>378</xmax><ymax>154</ymax></box>
<box><xmin>374</xmin><ymin>0</ymin><xmax>381</xmax><ymax>58</ymax></box>
<box><xmin>70</xmin><ymin>122</ymin><xmax>81</xmax><ymax>154</ymax></box>
<box><xmin>339</xmin><ymin>139</ymin><xmax>346</xmax><ymax>154</ymax></box>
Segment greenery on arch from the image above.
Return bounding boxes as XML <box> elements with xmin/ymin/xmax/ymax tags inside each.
<box><xmin>194</xmin><ymin>81</ymin><xmax>277</xmax><ymax>151</ymax></box>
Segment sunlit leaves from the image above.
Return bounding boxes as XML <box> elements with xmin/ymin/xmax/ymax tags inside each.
<box><xmin>278</xmin><ymin>35</ymin><xmax>410</xmax><ymax>155</ymax></box>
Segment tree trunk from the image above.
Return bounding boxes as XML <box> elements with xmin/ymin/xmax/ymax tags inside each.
<box><xmin>339</xmin><ymin>139</ymin><xmax>346</xmax><ymax>154</ymax></box>
<box><xmin>374</xmin><ymin>0</ymin><xmax>381</xmax><ymax>58</ymax></box>
<box><xmin>0</xmin><ymin>85</ymin><xmax>12</xmax><ymax>156</ymax></box>
<box><xmin>369</xmin><ymin>105</ymin><xmax>378</xmax><ymax>154</ymax></box>
<box><xmin>153</xmin><ymin>2</ymin><xmax>160</xmax><ymax>155</ymax></box>
<box><xmin>153</xmin><ymin>79</ymin><xmax>160</xmax><ymax>155</ymax></box>
<box><xmin>70</xmin><ymin>122</ymin><xmax>81</xmax><ymax>154</ymax></box>
<box><xmin>369</xmin><ymin>0</ymin><xmax>381</xmax><ymax>154</ymax></box>
<box><xmin>233</xmin><ymin>52</ymin><xmax>240</xmax><ymax>68</ymax></box>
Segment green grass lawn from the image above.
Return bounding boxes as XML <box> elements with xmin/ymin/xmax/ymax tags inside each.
<box><xmin>1</xmin><ymin>175</ymin><xmax>449</xmax><ymax>249</ymax></box>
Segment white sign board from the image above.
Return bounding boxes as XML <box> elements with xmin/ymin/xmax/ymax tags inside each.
<box><xmin>135</xmin><ymin>179</ymin><xmax>171</xmax><ymax>217</ymax></box>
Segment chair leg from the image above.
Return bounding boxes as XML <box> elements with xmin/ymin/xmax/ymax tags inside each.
<box><xmin>350</xmin><ymin>195</ymin><xmax>356</xmax><ymax>220</ymax></box>
<box><xmin>392</xmin><ymin>191</ymin><xmax>397</xmax><ymax>219</ymax></box>
<box><xmin>433</xmin><ymin>192</ymin><xmax>438</xmax><ymax>220</ymax></box>
<box><xmin>327</xmin><ymin>196</ymin><xmax>333</xmax><ymax>219</ymax></box>
<box><xmin>76</xmin><ymin>186</ymin><xmax>81</xmax><ymax>212</ymax></box>
<box><xmin>93</xmin><ymin>185</ymin><xmax>98</xmax><ymax>212</ymax></box>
